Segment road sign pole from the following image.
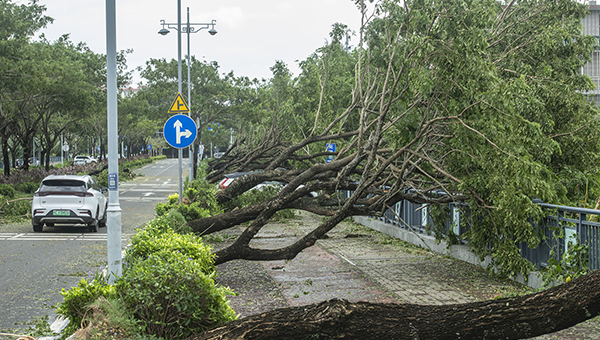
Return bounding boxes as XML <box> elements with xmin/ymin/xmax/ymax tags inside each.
<box><xmin>163</xmin><ymin>112</ymin><xmax>197</xmax><ymax>204</ymax></box>
<box><xmin>178</xmin><ymin>148</ymin><xmax>183</xmax><ymax>202</ymax></box>
<box><xmin>187</xmin><ymin>7</ymin><xmax>193</xmax><ymax>184</ymax></box>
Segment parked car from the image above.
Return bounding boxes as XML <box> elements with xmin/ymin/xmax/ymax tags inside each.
<box><xmin>73</xmin><ymin>155</ymin><xmax>97</xmax><ymax>165</ymax></box>
<box><xmin>218</xmin><ymin>171</ymin><xmax>317</xmax><ymax>197</ymax></box>
<box><xmin>218</xmin><ymin>171</ymin><xmax>260</xmax><ymax>189</ymax></box>
<box><xmin>31</xmin><ymin>175</ymin><xmax>108</xmax><ymax>232</ymax></box>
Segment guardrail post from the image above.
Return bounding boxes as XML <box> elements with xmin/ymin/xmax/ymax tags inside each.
<box><xmin>452</xmin><ymin>204</ymin><xmax>460</xmax><ymax>236</ymax></box>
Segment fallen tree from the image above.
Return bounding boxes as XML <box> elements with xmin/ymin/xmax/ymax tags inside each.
<box><xmin>180</xmin><ymin>0</ymin><xmax>600</xmax><ymax>337</ymax></box>
<box><xmin>193</xmin><ymin>0</ymin><xmax>600</xmax><ymax>274</ymax></box>
<box><xmin>193</xmin><ymin>269</ymin><xmax>600</xmax><ymax>340</ymax></box>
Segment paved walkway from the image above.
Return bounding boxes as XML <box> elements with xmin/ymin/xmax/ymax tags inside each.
<box><xmin>318</xmin><ymin>237</ymin><xmax>475</xmax><ymax>305</ymax></box>
<box><xmin>214</xmin><ymin>211</ymin><xmax>600</xmax><ymax>339</ymax></box>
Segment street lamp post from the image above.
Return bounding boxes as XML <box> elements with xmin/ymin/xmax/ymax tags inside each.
<box><xmin>159</xmin><ymin>2</ymin><xmax>217</xmax><ymax>194</ymax></box>
<box><xmin>105</xmin><ymin>0</ymin><xmax>122</xmax><ymax>283</ymax></box>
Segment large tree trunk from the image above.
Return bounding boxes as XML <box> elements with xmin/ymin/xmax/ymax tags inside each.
<box><xmin>2</xmin><ymin>136</ymin><xmax>10</xmax><ymax>177</ymax></box>
<box><xmin>193</xmin><ymin>269</ymin><xmax>600</xmax><ymax>340</ymax></box>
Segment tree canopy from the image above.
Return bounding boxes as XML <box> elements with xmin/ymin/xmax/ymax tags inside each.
<box><xmin>195</xmin><ymin>0</ymin><xmax>600</xmax><ymax>278</ymax></box>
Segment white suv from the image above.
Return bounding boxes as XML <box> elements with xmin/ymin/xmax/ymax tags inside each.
<box><xmin>73</xmin><ymin>155</ymin><xmax>97</xmax><ymax>165</ymax></box>
<box><xmin>31</xmin><ymin>175</ymin><xmax>108</xmax><ymax>232</ymax></box>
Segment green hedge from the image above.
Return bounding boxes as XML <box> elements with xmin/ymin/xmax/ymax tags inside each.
<box><xmin>116</xmin><ymin>251</ymin><xmax>236</xmax><ymax>339</ymax></box>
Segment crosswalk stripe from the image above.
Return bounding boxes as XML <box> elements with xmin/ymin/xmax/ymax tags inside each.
<box><xmin>0</xmin><ymin>233</ymin><xmax>133</xmax><ymax>241</ymax></box>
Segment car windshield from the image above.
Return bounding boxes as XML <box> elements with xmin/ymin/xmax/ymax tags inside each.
<box><xmin>40</xmin><ymin>180</ymin><xmax>86</xmax><ymax>192</ymax></box>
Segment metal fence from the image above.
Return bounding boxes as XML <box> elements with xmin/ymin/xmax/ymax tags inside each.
<box><xmin>343</xmin><ymin>189</ymin><xmax>600</xmax><ymax>271</ymax></box>
<box><xmin>0</xmin><ymin>156</ymin><xmax>63</xmax><ymax>169</ymax></box>
<box><xmin>530</xmin><ymin>203</ymin><xmax>600</xmax><ymax>271</ymax></box>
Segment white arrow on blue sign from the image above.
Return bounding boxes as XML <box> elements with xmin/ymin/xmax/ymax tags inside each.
<box><xmin>326</xmin><ymin>143</ymin><xmax>336</xmax><ymax>163</ymax></box>
<box><xmin>163</xmin><ymin>114</ymin><xmax>197</xmax><ymax>149</ymax></box>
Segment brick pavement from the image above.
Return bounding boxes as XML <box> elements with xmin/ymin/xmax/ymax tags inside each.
<box><xmin>216</xmin><ymin>211</ymin><xmax>600</xmax><ymax>339</ymax></box>
<box><xmin>319</xmin><ymin>237</ymin><xmax>476</xmax><ymax>305</ymax></box>
<box><xmin>247</xmin><ymin>212</ymin><xmax>479</xmax><ymax>307</ymax></box>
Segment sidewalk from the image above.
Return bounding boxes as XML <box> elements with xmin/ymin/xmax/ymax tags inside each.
<box><xmin>212</xmin><ymin>211</ymin><xmax>600</xmax><ymax>340</ymax></box>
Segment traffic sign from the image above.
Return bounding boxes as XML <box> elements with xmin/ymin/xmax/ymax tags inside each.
<box><xmin>326</xmin><ymin>143</ymin><xmax>336</xmax><ymax>163</ymax></box>
<box><xmin>163</xmin><ymin>114</ymin><xmax>197</xmax><ymax>149</ymax></box>
<box><xmin>168</xmin><ymin>92</ymin><xmax>190</xmax><ymax>113</ymax></box>
<box><xmin>147</xmin><ymin>144</ymin><xmax>152</xmax><ymax>150</ymax></box>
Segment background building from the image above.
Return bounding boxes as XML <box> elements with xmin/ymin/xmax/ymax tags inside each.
<box><xmin>583</xmin><ymin>1</ymin><xmax>600</xmax><ymax>105</ymax></box>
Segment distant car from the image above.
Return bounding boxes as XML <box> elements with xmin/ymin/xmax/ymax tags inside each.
<box><xmin>214</xmin><ymin>152</ymin><xmax>225</xmax><ymax>159</ymax></box>
<box><xmin>31</xmin><ymin>175</ymin><xmax>108</xmax><ymax>232</ymax></box>
<box><xmin>218</xmin><ymin>171</ymin><xmax>261</xmax><ymax>189</ymax></box>
<box><xmin>218</xmin><ymin>171</ymin><xmax>317</xmax><ymax>197</ymax></box>
<box><xmin>73</xmin><ymin>155</ymin><xmax>97</xmax><ymax>165</ymax></box>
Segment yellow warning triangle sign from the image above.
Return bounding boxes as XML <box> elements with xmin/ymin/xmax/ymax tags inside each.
<box><xmin>168</xmin><ymin>92</ymin><xmax>190</xmax><ymax>113</ymax></box>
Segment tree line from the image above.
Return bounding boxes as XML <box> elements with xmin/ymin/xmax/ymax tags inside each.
<box><xmin>1</xmin><ymin>0</ymin><xmax>155</xmax><ymax>175</ymax></box>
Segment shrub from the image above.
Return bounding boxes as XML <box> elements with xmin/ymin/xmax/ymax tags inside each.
<box><xmin>164</xmin><ymin>208</ymin><xmax>193</xmax><ymax>234</ymax></box>
<box><xmin>0</xmin><ymin>197</ymin><xmax>31</xmax><ymax>218</ymax></box>
<box><xmin>155</xmin><ymin>166</ymin><xmax>223</xmax><ymax>220</ymax></box>
<box><xmin>175</xmin><ymin>201</ymin><xmax>213</xmax><ymax>221</ymax></box>
<box><xmin>155</xmin><ymin>194</ymin><xmax>215</xmax><ymax>222</ymax></box>
<box><xmin>125</xmin><ymin>214</ymin><xmax>215</xmax><ymax>275</ymax></box>
<box><xmin>95</xmin><ymin>166</ymin><xmax>137</xmax><ymax>188</ymax></box>
<box><xmin>56</xmin><ymin>270</ymin><xmax>117</xmax><ymax>336</ymax></box>
<box><xmin>74</xmin><ymin>297</ymin><xmax>158</xmax><ymax>340</ymax></box>
<box><xmin>15</xmin><ymin>181</ymin><xmax>39</xmax><ymax>194</ymax></box>
<box><xmin>184</xmin><ymin>176</ymin><xmax>222</xmax><ymax>216</ymax></box>
<box><xmin>0</xmin><ymin>183</ymin><xmax>15</xmax><ymax>198</ymax></box>
<box><xmin>116</xmin><ymin>251</ymin><xmax>236</xmax><ymax>339</ymax></box>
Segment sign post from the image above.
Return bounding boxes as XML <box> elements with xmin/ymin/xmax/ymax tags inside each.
<box><xmin>165</xmin><ymin>95</ymin><xmax>195</xmax><ymax>203</ymax></box>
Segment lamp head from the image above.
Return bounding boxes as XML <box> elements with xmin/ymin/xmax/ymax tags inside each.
<box><xmin>209</xmin><ymin>20</ymin><xmax>217</xmax><ymax>36</ymax></box>
<box><xmin>158</xmin><ymin>28</ymin><xmax>170</xmax><ymax>36</ymax></box>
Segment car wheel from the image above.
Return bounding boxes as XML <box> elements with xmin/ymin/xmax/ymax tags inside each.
<box><xmin>88</xmin><ymin>219</ymin><xmax>98</xmax><ymax>232</ymax></box>
<box><xmin>33</xmin><ymin>224</ymin><xmax>43</xmax><ymax>232</ymax></box>
<box><xmin>99</xmin><ymin>204</ymin><xmax>108</xmax><ymax>228</ymax></box>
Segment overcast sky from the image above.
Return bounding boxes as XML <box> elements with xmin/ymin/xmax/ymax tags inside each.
<box><xmin>35</xmin><ymin>0</ymin><xmax>363</xmax><ymax>86</ymax></box>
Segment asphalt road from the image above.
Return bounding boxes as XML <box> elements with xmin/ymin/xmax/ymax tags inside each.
<box><xmin>0</xmin><ymin>158</ymin><xmax>184</xmax><ymax>331</ymax></box>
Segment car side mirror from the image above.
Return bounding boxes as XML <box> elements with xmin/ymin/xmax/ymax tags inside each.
<box><xmin>102</xmin><ymin>187</ymin><xmax>108</xmax><ymax>195</ymax></box>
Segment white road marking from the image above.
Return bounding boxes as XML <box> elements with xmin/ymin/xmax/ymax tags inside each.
<box><xmin>0</xmin><ymin>232</ymin><xmax>132</xmax><ymax>241</ymax></box>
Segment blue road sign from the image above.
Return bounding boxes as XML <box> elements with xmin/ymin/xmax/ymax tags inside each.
<box><xmin>326</xmin><ymin>143</ymin><xmax>336</xmax><ymax>163</ymax></box>
<box><xmin>164</xmin><ymin>114</ymin><xmax>197</xmax><ymax>149</ymax></box>
<box><xmin>147</xmin><ymin>144</ymin><xmax>152</xmax><ymax>150</ymax></box>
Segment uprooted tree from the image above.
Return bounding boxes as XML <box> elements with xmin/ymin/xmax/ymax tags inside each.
<box><xmin>194</xmin><ymin>269</ymin><xmax>600</xmax><ymax>340</ymax></box>
<box><xmin>185</xmin><ymin>0</ymin><xmax>600</xmax><ymax>338</ymax></box>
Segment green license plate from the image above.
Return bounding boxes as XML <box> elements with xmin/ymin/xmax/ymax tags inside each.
<box><xmin>53</xmin><ymin>210</ymin><xmax>70</xmax><ymax>216</ymax></box>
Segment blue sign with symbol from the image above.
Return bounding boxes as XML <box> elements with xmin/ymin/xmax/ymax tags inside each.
<box><xmin>108</xmin><ymin>173</ymin><xmax>118</xmax><ymax>190</ymax></box>
<box><xmin>164</xmin><ymin>114</ymin><xmax>197</xmax><ymax>149</ymax></box>
<box><xmin>326</xmin><ymin>143</ymin><xmax>336</xmax><ymax>163</ymax></box>
<box><xmin>147</xmin><ymin>144</ymin><xmax>152</xmax><ymax>150</ymax></box>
